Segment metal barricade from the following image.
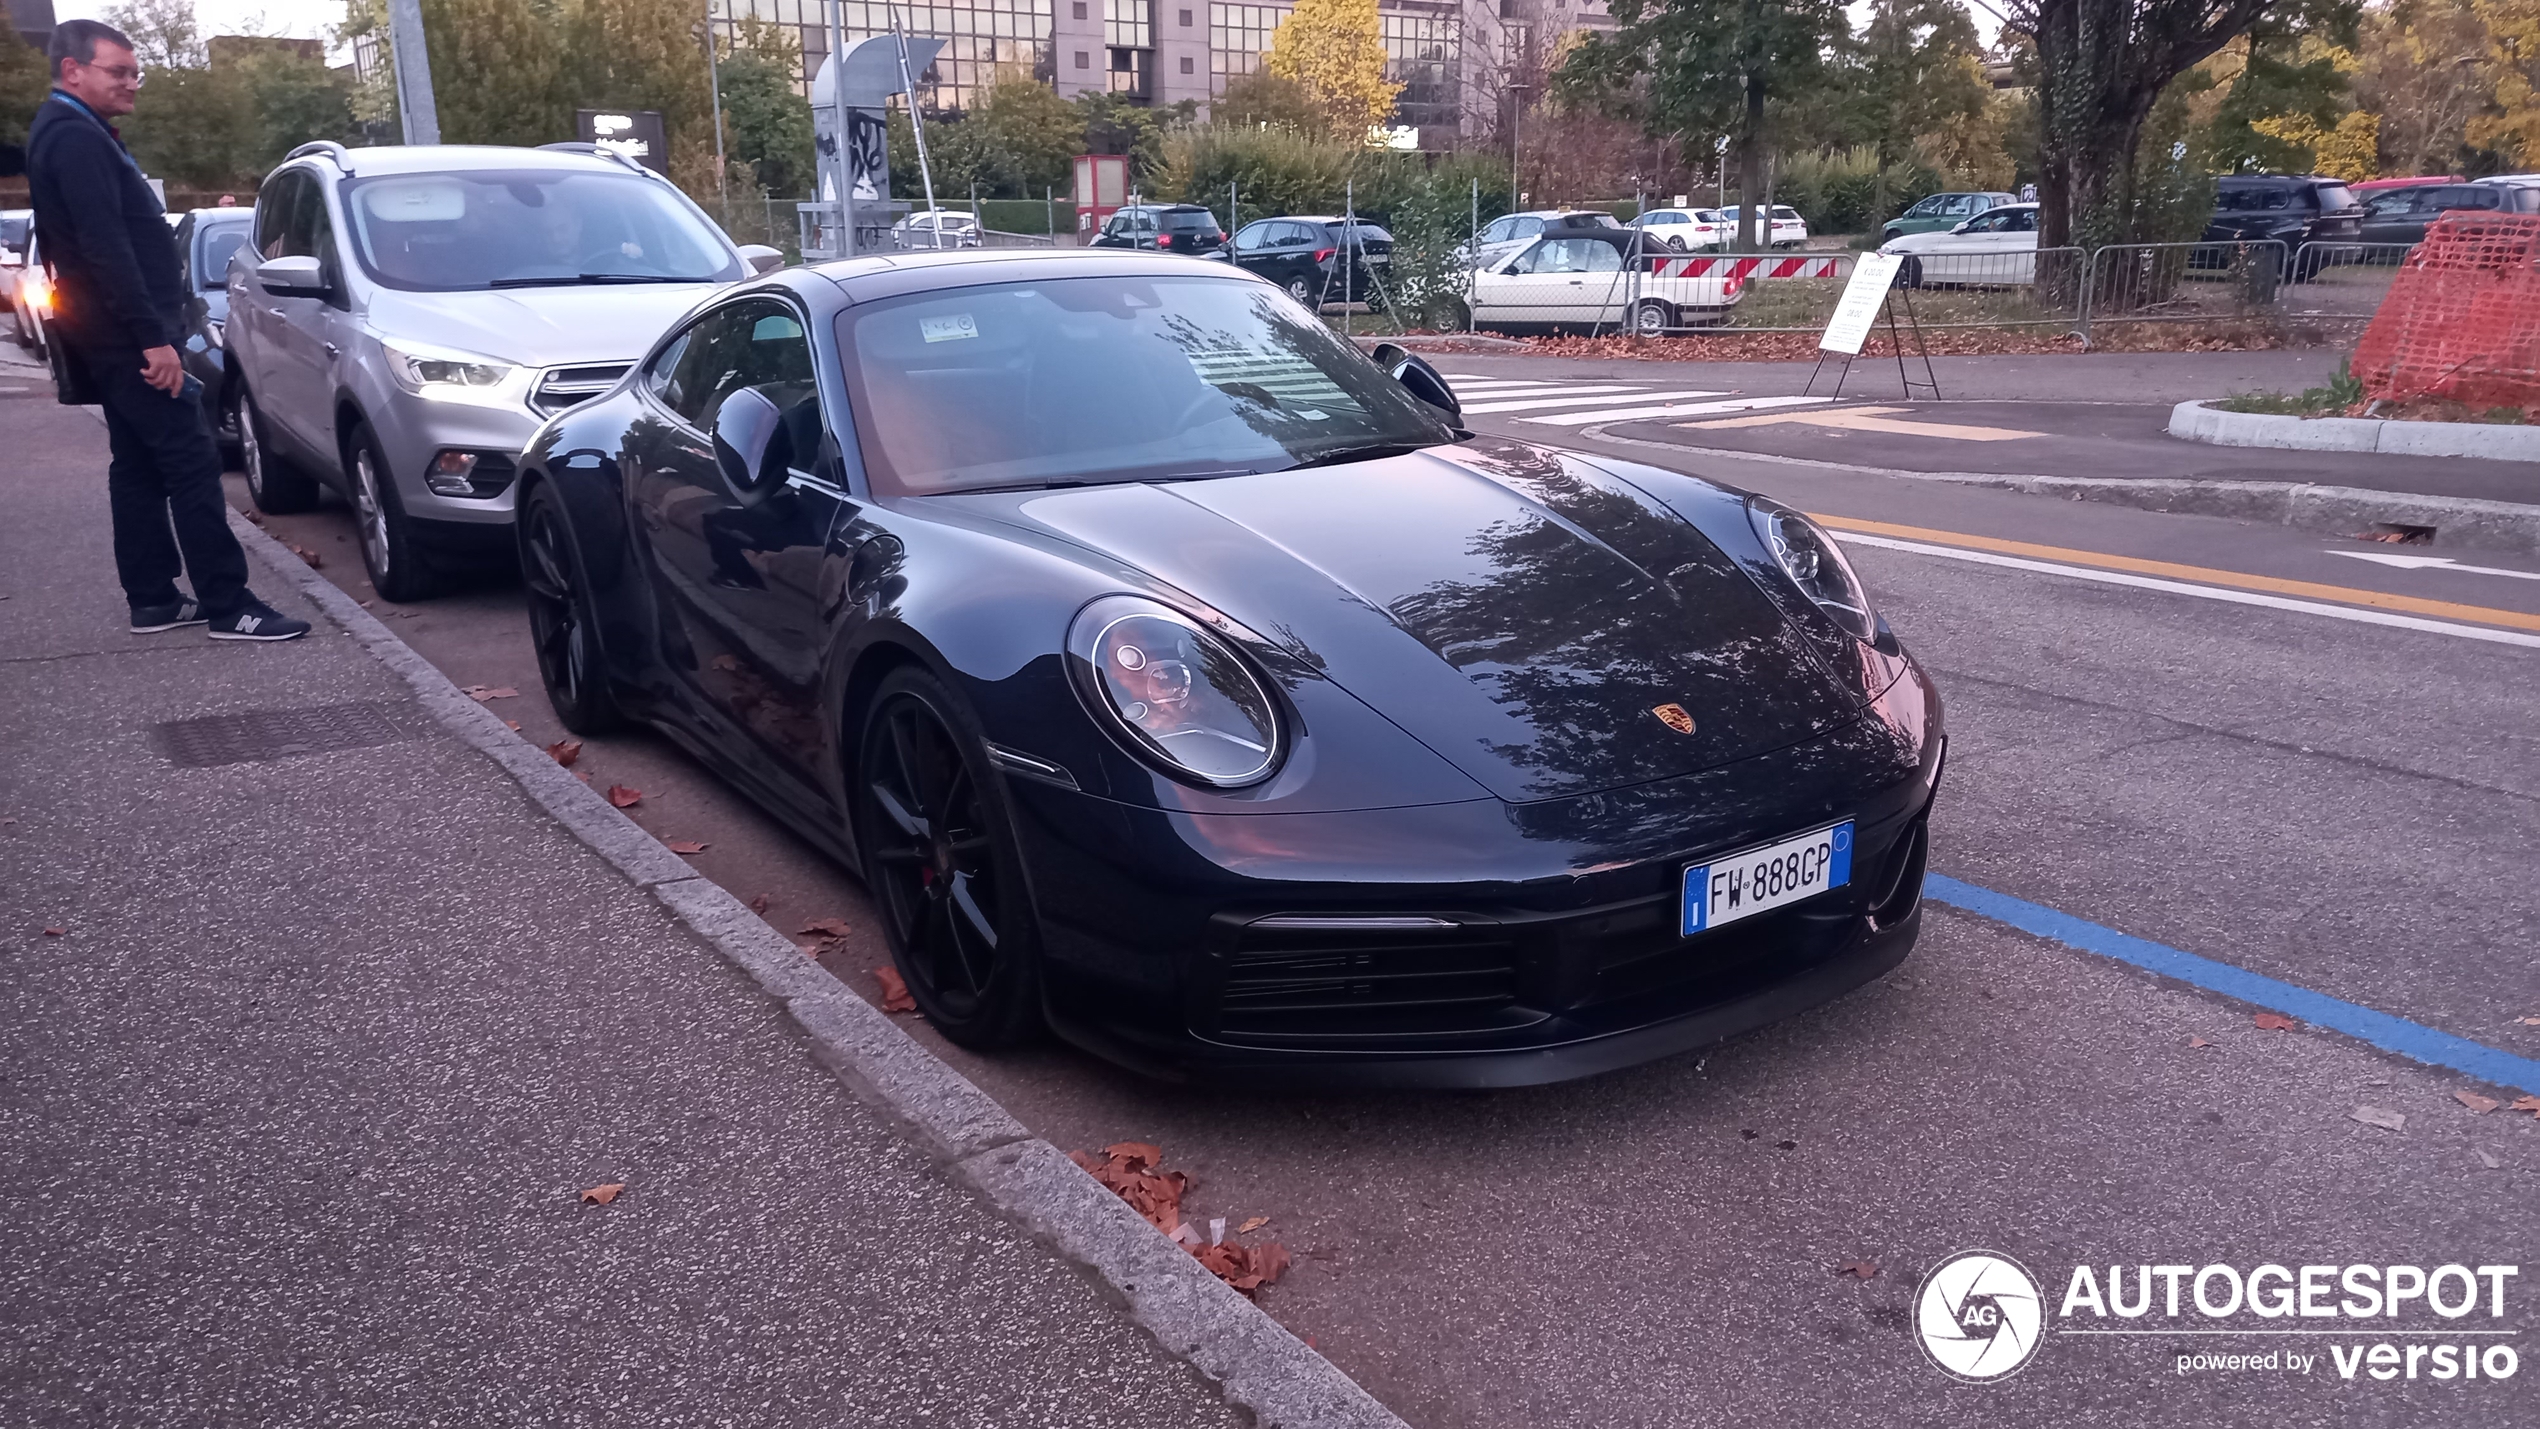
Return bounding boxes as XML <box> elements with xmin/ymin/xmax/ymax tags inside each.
<box><xmin>978</xmin><ymin>228</ymin><xmax>1057</xmax><ymax>249</ymax></box>
<box><xmin>2282</xmin><ymin>240</ymin><xmax>2417</xmax><ymax>320</ymax></box>
<box><xmin>2078</xmin><ymin>240</ymin><xmax>2290</xmax><ymax>339</ymax></box>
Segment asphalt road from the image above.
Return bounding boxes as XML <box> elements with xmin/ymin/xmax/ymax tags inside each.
<box><xmin>206</xmin><ymin>354</ymin><xmax>2540</xmax><ymax>1426</ymax></box>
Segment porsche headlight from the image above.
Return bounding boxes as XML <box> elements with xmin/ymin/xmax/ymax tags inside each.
<box><xmin>1751</xmin><ymin>501</ymin><xmax>1876</xmax><ymax>642</ymax></box>
<box><xmin>381</xmin><ymin>339</ymin><xmax>516</xmax><ymax>400</ymax></box>
<box><xmin>1067</xmin><ymin>595</ymin><xmax>1283</xmax><ymax>788</ymax></box>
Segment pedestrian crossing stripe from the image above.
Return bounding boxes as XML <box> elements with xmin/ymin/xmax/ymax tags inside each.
<box><xmin>1462</xmin><ymin>389</ymin><xmax>1728</xmax><ymax>415</ymax></box>
<box><xmin>1523</xmin><ymin>395</ymin><xmax>1835</xmax><ymax>426</ymax></box>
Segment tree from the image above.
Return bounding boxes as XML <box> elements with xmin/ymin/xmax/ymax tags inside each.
<box><xmin>1076</xmin><ymin>90</ymin><xmax>1194</xmax><ymax>186</ymax></box>
<box><xmin>718</xmin><ymin>19</ymin><xmax>815</xmax><ymax>195</ymax></box>
<box><xmin>1262</xmin><ymin>0</ymin><xmax>1401</xmax><ymax>138</ymax></box>
<box><xmin>2355</xmin><ymin>0</ymin><xmax>2501</xmax><ymax>175</ymax></box>
<box><xmin>2195</xmin><ymin>1</ymin><xmax>2363</xmax><ymax>174</ymax></box>
<box><xmin>1856</xmin><ymin>0</ymin><xmax>1997</xmax><ymax>167</ymax></box>
<box><xmin>568</xmin><ymin>0</ymin><xmax>714</xmax><ymax>146</ymax></box>
<box><xmin>1211</xmin><ymin>68</ymin><xmax>1328</xmax><ymax>136</ymax></box>
<box><xmin>2467</xmin><ymin>0</ymin><xmax>2540</xmax><ymax>163</ymax></box>
<box><xmin>2010</xmin><ymin>0</ymin><xmax>2288</xmax><ymax>250</ymax></box>
<box><xmin>1557</xmin><ymin>0</ymin><xmax>1847</xmax><ymax>250</ymax></box>
<box><xmin>1</xmin><ymin>28</ymin><xmax>60</xmax><ymax>150</ymax></box>
<box><xmin>105</xmin><ymin>0</ymin><xmax>207</xmax><ymax>69</ymax></box>
<box><xmin>418</xmin><ymin>0</ymin><xmax>571</xmax><ymax>146</ymax></box>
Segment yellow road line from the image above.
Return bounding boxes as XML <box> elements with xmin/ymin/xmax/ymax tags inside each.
<box><xmin>1811</xmin><ymin>513</ymin><xmax>2540</xmax><ymax>635</ymax></box>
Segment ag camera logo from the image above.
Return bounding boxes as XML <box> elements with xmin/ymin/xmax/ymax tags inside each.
<box><xmin>1916</xmin><ymin>1250</ymin><xmax>2046</xmax><ymax>1382</ymax></box>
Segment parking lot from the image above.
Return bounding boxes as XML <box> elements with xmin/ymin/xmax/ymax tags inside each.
<box><xmin>153</xmin><ymin>338</ymin><xmax>2540</xmax><ymax>1426</ymax></box>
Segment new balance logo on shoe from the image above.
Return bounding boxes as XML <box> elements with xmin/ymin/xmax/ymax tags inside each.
<box><xmin>208</xmin><ymin>602</ymin><xmax>312</xmax><ymax>642</ymax></box>
<box><xmin>236</xmin><ymin>613</ymin><xmax>262</xmax><ymax>634</ymax></box>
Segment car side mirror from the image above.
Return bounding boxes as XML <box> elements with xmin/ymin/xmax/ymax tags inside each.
<box><xmin>255</xmin><ymin>255</ymin><xmax>327</xmax><ymax>297</ymax></box>
<box><xmin>711</xmin><ymin>386</ymin><xmax>788</xmax><ymax>505</ymax></box>
<box><xmin>1369</xmin><ymin>343</ymin><xmax>1461</xmax><ymax>424</ymax></box>
<box><xmin>737</xmin><ymin>244</ymin><xmax>784</xmax><ymax>276</ymax></box>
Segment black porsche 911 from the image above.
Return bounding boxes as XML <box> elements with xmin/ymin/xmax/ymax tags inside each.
<box><xmin>515</xmin><ymin>249</ymin><xmax>1943</xmax><ymax>1087</ymax></box>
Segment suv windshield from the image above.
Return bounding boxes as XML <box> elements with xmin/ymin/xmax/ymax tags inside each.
<box><xmin>839</xmin><ymin>275</ymin><xmax>1454</xmax><ymax>496</ymax></box>
<box><xmin>2216</xmin><ymin>185</ymin><xmax>2294</xmax><ymax>211</ymax></box>
<box><xmin>339</xmin><ymin>170</ymin><xmax>738</xmax><ymax>292</ymax></box>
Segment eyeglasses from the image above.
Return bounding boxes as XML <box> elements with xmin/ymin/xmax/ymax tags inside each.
<box><xmin>80</xmin><ymin>62</ymin><xmax>144</xmax><ymax>84</ymax></box>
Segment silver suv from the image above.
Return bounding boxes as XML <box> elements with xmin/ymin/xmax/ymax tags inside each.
<box><xmin>226</xmin><ymin>142</ymin><xmax>778</xmax><ymax>600</ymax></box>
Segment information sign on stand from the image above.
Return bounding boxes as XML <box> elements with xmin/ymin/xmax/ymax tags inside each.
<box><xmin>1808</xmin><ymin>251</ymin><xmax>1942</xmax><ymax>401</ymax></box>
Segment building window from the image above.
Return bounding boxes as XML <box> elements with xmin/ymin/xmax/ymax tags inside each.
<box><xmin>1177</xmin><ymin>6</ymin><xmax>1191</xmax><ymax>22</ymax></box>
<box><xmin>1073</xmin><ymin>1</ymin><xmax>1086</xmax><ymax>15</ymax></box>
<box><xmin>1075</xmin><ymin>48</ymin><xmax>1090</xmax><ymax>66</ymax></box>
<box><xmin>1179</xmin><ymin>53</ymin><xmax>1193</xmax><ymax>72</ymax></box>
<box><xmin>1208</xmin><ymin>2</ymin><xmax>1285</xmax><ymax>87</ymax></box>
<box><xmin>710</xmin><ymin>0</ymin><xmax>1058</xmax><ymax>115</ymax></box>
<box><xmin>1379</xmin><ymin>9</ymin><xmax>1461</xmax><ymax>131</ymax></box>
<box><xmin>1105</xmin><ymin>0</ymin><xmax>1153</xmax><ymax>49</ymax></box>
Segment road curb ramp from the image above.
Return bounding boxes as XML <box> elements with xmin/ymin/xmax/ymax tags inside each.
<box><xmin>2169</xmin><ymin>398</ymin><xmax>2540</xmax><ymax>464</ymax></box>
<box><xmin>221</xmin><ymin>506</ymin><xmax>1413</xmax><ymax>1429</ymax></box>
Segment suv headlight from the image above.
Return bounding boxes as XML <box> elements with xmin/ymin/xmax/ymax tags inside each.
<box><xmin>1750</xmin><ymin>501</ymin><xmax>1876</xmax><ymax>642</ymax></box>
<box><xmin>1066</xmin><ymin>595</ymin><xmax>1284</xmax><ymax>789</ymax></box>
<box><xmin>381</xmin><ymin>338</ymin><xmax>517</xmax><ymax>401</ymax></box>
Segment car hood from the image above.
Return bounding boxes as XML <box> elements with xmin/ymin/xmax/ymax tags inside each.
<box><xmin>984</xmin><ymin>443</ymin><xmax>1860</xmax><ymax>804</ymax></box>
<box><xmin>360</xmin><ymin>282</ymin><xmax>725</xmax><ymax>367</ymax></box>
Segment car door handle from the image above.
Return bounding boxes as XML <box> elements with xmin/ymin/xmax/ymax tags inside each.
<box><xmin>266</xmin><ymin>307</ymin><xmax>286</xmax><ymax>318</ymax></box>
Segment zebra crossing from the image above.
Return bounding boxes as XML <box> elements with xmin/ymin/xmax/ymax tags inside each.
<box><xmin>1439</xmin><ymin>375</ymin><xmax>1837</xmax><ymax>428</ymax></box>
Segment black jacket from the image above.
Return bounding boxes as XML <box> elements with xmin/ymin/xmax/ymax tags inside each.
<box><xmin>26</xmin><ymin>91</ymin><xmax>182</xmax><ymax>352</ymax></box>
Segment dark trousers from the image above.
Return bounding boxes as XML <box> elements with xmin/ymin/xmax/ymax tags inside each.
<box><xmin>73</xmin><ymin>340</ymin><xmax>251</xmax><ymax>616</ymax></box>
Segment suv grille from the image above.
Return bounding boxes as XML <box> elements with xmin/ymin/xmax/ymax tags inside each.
<box><xmin>529</xmin><ymin>363</ymin><xmax>630</xmax><ymax>417</ymax></box>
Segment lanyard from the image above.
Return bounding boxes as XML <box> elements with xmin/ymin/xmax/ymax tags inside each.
<box><xmin>47</xmin><ymin>91</ymin><xmax>148</xmax><ymax>179</ymax></box>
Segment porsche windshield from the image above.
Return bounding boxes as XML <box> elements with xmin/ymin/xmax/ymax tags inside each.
<box><xmin>837</xmin><ymin>275</ymin><xmax>1457</xmax><ymax>495</ymax></box>
<box><xmin>340</xmin><ymin>171</ymin><xmax>739</xmax><ymax>292</ymax></box>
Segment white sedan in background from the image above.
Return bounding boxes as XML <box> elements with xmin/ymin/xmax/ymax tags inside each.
<box><xmin>893</xmin><ymin>209</ymin><xmax>983</xmax><ymax>249</ymax></box>
<box><xmin>1627</xmin><ymin>207</ymin><xmax>1730</xmax><ymax>251</ymax></box>
<box><xmin>1464</xmin><ymin>233</ymin><xmax>1740</xmax><ymax>335</ymax></box>
<box><xmin>1879</xmin><ymin>202</ymin><xmax>2040</xmax><ymax>286</ymax></box>
<box><xmin>1714</xmin><ymin>205</ymin><xmax>1809</xmax><ymax>249</ymax></box>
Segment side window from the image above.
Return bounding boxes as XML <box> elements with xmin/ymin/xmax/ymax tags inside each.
<box><xmin>1905</xmin><ymin>196</ymin><xmax>1942</xmax><ymax>218</ymax></box>
<box><xmin>2005</xmin><ymin>207</ymin><xmax>2038</xmax><ymax>232</ymax></box>
<box><xmin>1578</xmin><ymin>241</ymin><xmax>1623</xmax><ymax>272</ymax></box>
<box><xmin>304</xmin><ymin>186</ymin><xmax>342</xmax><ymax>285</ymax></box>
<box><xmin>1479</xmin><ymin>217</ymin><xmax>1514</xmax><ymax>244</ymax></box>
<box><xmin>644</xmin><ymin>325</ymin><xmax>695</xmax><ymax>411</ymax></box>
<box><xmin>198</xmin><ymin>225</ymin><xmax>250</xmax><ymax>290</ymax></box>
<box><xmin>1515</xmin><ymin>217</ymin><xmax>1544</xmax><ymax>239</ymax></box>
<box><xmin>1234</xmin><ymin>223</ymin><xmax>1267</xmax><ymax>252</ymax></box>
<box><xmin>1939</xmin><ymin>195</ymin><xmax>1975</xmax><ymax>217</ymax></box>
<box><xmin>256</xmin><ymin>172</ymin><xmax>304</xmax><ymax>260</ymax></box>
<box><xmin>663</xmin><ymin>299</ymin><xmax>821</xmax><ymax>442</ymax></box>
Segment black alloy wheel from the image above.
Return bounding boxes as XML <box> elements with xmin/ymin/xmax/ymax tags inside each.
<box><xmin>520</xmin><ymin>482</ymin><xmax>623</xmax><ymax>735</ymax></box>
<box><xmin>345</xmin><ymin>419</ymin><xmax>437</xmax><ymax>603</ymax></box>
<box><xmin>854</xmin><ymin>668</ymin><xmax>1041</xmax><ymax>1048</ymax></box>
<box><xmin>1285</xmin><ymin>274</ymin><xmax>1316</xmax><ymax>305</ymax></box>
<box><xmin>239</xmin><ymin>385</ymin><xmax>319</xmax><ymax>514</ymax></box>
<box><xmin>1896</xmin><ymin>256</ymin><xmax>1926</xmax><ymax>290</ymax></box>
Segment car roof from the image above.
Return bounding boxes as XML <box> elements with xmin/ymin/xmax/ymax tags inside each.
<box><xmin>299</xmin><ymin>144</ymin><xmax>662</xmax><ymax>179</ymax></box>
<box><xmin>808</xmin><ymin>246</ymin><xmax>1265</xmax><ymax>300</ymax></box>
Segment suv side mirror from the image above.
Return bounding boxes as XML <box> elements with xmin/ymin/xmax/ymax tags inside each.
<box><xmin>737</xmin><ymin>244</ymin><xmax>784</xmax><ymax>276</ymax></box>
<box><xmin>1368</xmin><ymin>343</ymin><xmax>1462</xmax><ymax>425</ymax></box>
<box><xmin>711</xmin><ymin>386</ymin><xmax>788</xmax><ymax>505</ymax></box>
<box><xmin>255</xmin><ymin>255</ymin><xmax>327</xmax><ymax>297</ymax></box>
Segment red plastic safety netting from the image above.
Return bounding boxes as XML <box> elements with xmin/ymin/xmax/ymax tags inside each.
<box><xmin>2352</xmin><ymin>213</ymin><xmax>2540</xmax><ymax>409</ymax></box>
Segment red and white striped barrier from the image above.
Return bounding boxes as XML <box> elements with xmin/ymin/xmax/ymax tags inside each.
<box><xmin>1649</xmin><ymin>255</ymin><xmax>1842</xmax><ymax>279</ymax></box>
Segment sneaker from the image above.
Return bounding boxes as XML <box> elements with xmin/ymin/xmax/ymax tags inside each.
<box><xmin>206</xmin><ymin>601</ymin><xmax>312</xmax><ymax>642</ymax></box>
<box><xmin>130</xmin><ymin>598</ymin><xmax>208</xmax><ymax>633</ymax></box>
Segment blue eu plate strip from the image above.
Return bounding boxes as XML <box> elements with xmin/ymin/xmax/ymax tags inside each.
<box><xmin>1927</xmin><ymin>874</ymin><xmax>2540</xmax><ymax>1097</ymax></box>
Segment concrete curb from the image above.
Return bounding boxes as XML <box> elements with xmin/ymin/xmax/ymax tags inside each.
<box><xmin>1575</xmin><ymin>424</ymin><xmax>2540</xmax><ymax>558</ymax></box>
<box><xmin>2170</xmin><ymin>399</ymin><xmax>2540</xmax><ymax>463</ymax></box>
<box><xmin>223</xmin><ymin>507</ymin><xmax>1411</xmax><ymax>1429</ymax></box>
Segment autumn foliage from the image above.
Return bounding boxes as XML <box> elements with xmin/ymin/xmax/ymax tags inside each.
<box><xmin>1068</xmin><ymin>1143</ymin><xmax>1292</xmax><ymax>1297</ymax></box>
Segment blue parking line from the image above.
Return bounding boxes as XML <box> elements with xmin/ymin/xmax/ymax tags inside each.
<box><xmin>1926</xmin><ymin>875</ymin><xmax>2540</xmax><ymax>1097</ymax></box>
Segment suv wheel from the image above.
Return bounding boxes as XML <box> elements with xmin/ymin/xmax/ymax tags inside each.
<box><xmin>239</xmin><ymin>386</ymin><xmax>319</xmax><ymax>514</ymax></box>
<box><xmin>1286</xmin><ymin>275</ymin><xmax>1317</xmax><ymax>306</ymax></box>
<box><xmin>345</xmin><ymin>419</ymin><xmax>438</xmax><ymax>603</ymax></box>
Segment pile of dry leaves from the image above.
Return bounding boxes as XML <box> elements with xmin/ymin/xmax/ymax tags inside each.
<box><xmin>1067</xmin><ymin>1142</ymin><xmax>1290</xmax><ymax>1296</ymax></box>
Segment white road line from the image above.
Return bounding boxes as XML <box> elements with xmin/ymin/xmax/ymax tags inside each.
<box><xmin>1463</xmin><ymin>389</ymin><xmax>1724</xmax><ymax>415</ymax></box>
<box><xmin>1451</xmin><ymin>384</ymin><xmax>1649</xmax><ymax>403</ymax></box>
<box><xmin>1523</xmin><ymin>395</ymin><xmax>1834</xmax><ymax>427</ymax></box>
<box><xmin>1439</xmin><ymin>377</ymin><xmax>1566</xmax><ymax>389</ymax></box>
<box><xmin>1840</xmin><ymin>532</ymin><xmax>2540</xmax><ymax>650</ymax></box>
<box><xmin>2327</xmin><ymin>550</ymin><xmax>2540</xmax><ymax>582</ymax></box>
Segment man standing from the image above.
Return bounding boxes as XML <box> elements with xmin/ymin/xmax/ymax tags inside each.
<box><xmin>27</xmin><ymin>19</ymin><xmax>308</xmax><ymax>642</ymax></box>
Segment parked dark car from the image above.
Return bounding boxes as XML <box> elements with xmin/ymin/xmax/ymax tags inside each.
<box><xmin>2201</xmin><ymin>175</ymin><xmax>2362</xmax><ymax>278</ymax></box>
<box><xmin>173</xmin><ymin>206</ymin><xmax>256</xmax><ymax>457</ymax></box>
<box><xmin>1225</xmin><ymin>216</ymin><xmax>1393</xmax><ymax>308</ymax></box>
<box><xmin>1089</xmin><ymin>203</ymin><xmax>1226</xmax><ymax>255</ymax></box>
<box><xmin>2358</xmin><ymin>182</ymin><xmax>2540</xmax><ymax>245</ymax></box>
<box><xmin>513</xmin><ymin>250</ymin><xmax>1942</xmax><ymax>1087</ymax></box>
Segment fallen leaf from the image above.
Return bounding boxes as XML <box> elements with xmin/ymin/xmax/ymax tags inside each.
<box><xmin>1067</xmin><ymin>1142</ymin><xmax>1190</xmax><ymax>1236</ymax></box>
<box><xmin>606</xmin><ymin>785</ymin><xmax>642</xmax><ymax>808</ymax></box>
<box><xmin>1238</xmin><ymin>1216</ymin><xmax>1270</xmax><ymax>1234</ymax></box>
<box><xmin>2512</xmin><ymin>1096</ymin><xmax>2540</xmax><ymax>1118</ymax></box>
<box><xmin>748</xmin><ymin>893</ymin><xmax>771</xmax><ymax>914</ymax></box>
<box><xmin>42</xmin><ymin>926</ymin><xmax>65</xmax><ymax>936</ymax></box>
<box><xmin>2252</xmin><ymin>1012</ymin><xmax>2297</xmax><ymax>1031</ymax></box>
<box><xmin>579</xmin><ymin>1182</ymin><xmax>625</xmax><ymax>1205</ymax></box>
<box><xmin>1192</xmin><ymin>1239</ymin><xmax>1292</xmax><ymax>1295</ymax></box>
<box><xmin>2476</xmin><ymin>1148</ymin><xmax>2502</xmax><ymax>1169</ymax></box>
<box><xmin>1105</xmin><ymin>1142</ymin><xmax>1164</xmax><ymax>1169</ymax></box>
<box><xmin>242</xmin><ymin>509</ymin><xmax>263</xmax><ymax>525</ymax></box>
<box><xmin>2189</xmin><ymin>1036</ymin><xmax>2213</xmax><ymax>1049</ymax></box>
<box><xmin>1834</xmin><ymin>1261</ymin><xmax>1880</xmax><ymax>1280</ymax></box>
<box><xmin>2455</xmin><ymin>1091</ymin><xmax>2500</xmax><ymax>1115</ymax></box>
<box><xmin>545</xmin><ymin>739</ymin><xmax>583</xmax><ymax>767</ymax></box>
<box><xmin>292</xmin><ymin>544</ymin><xmax>321</xmax><ymax>568</ymax></box>
<box><xmin>572</xmin><ymin>771</ymin><xmax>590</xmax><ymax>784</ymax></box>
<box><xmin>2349</xmin><ymin>1105</ymin><xmax>2407</xmax><ymax>1132</ymax></box>
<box><xmin>461</xmin><ymin>685</ymin><xmax>519</xmax><ymax>702</ymax></box>
<box><xmin>2517</xmin><ymin>1016</ymin><xmax>2540</xmax><ymax>1027</ymax></box>
<box><xmin>664</xmin><ymin>839</ymin><xmax>707</xmax><ymax>855</ymax></box>
<box><xmin>504</xmin><ymin>720</ymin><xmax>522</xmax><ymax>731</ymax></box>
<box><xmin>874</xmin><ymin>966</ymin><xmax>916</xmax><ymax>1013</ymax></box>
<box><xmin>710</xmin><ymin>654</ymin><xmax>740</xmax><ymax>671</ymax></box>
<box><xmin>358</xmin><ymin>599</ymin><xmax>372</xmax><ymax>607</ymax></box>
<box><xmin>798</xmin><ymin>917</ymin><xmax>853</xmax><ymax>938</ymax></box>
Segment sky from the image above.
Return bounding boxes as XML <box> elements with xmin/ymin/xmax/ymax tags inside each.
<box><xmin>55</xmin><ymin>0</ymin><xmax>349</xmax><ymax>53</ymax></box>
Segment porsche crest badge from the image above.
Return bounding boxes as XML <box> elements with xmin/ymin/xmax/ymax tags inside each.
<box><xmin>1652</xmin><ymin>703</ymin><xmax>1696</xmax><ymax>735</ymax></box>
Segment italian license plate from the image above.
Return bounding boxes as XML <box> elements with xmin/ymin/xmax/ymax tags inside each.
<box><xmin>1681</xmin><ymin>821</ymin><xmax>1853</xmax><ymax>936</ymax></box>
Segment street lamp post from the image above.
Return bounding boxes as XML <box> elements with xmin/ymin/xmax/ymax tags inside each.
<box><xmin>385</xmin><ymin>0</ymin><xmax>440</xmax><ymax>145</ymax></box>
<box><xmin>705</xmin><ymin>0</ymin><xmax>730</xmax><ymax>226</ymax></box>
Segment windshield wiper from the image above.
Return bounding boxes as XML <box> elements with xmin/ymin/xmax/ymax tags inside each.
<box><xmin>487</xmin><ymin>273</ymin><xmax>709</xmax><ymax>288</ymax></box>
<box><xmin>1281</xmin><ymin>440</ymin><xmax>1438</xmax><ymax>471</ymax></box>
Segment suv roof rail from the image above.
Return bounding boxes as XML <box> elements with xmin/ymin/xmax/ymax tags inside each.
<box><xmin>285</xmin><ymin>140</ymin><xmax>351</xmax><ymax>168</ymax></box>
<box><xmin>536</xmin><ymin>141</ymin><xmax>658</xmax><ymax>179</ymax></box>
